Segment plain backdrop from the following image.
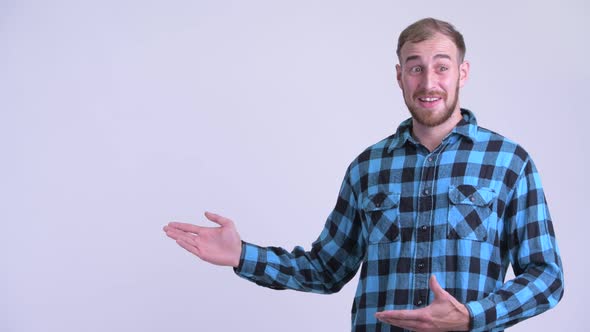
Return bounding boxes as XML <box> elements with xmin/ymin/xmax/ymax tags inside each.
<box><xmin>1</xmin><ymin>0</ymin><xmax>588</xmax><ymax>331</ymax></box>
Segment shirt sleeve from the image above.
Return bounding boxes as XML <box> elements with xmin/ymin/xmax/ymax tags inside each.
<box><xmin>465</xmin><ymin>158</ymin><xmax>564</xmax><ymax>331</ymax></box>
<box><xmin>233</xmin><ymin>167</ymin><xmax>365</xmax><ymax>294</ymax></box>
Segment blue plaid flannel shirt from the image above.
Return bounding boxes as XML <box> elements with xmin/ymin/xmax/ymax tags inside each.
<box><xmin>234</xmin><ymin>109</ymin><xmax>564</xmax><ymax>331</ymax></box>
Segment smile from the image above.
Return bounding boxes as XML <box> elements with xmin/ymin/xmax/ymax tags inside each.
<box><xmin>418</xmin><ymin>97</ymin><xmax>441</xmax><ymax>102</ymax></box>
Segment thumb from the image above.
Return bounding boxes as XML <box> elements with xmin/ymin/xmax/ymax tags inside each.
<box><xmin>204</xmin><ymin>211</ymin><xmax>233</xmax><ymax>227</ymax></box>
<box><xmin>429</xmin><ymin>275</ymin><xmax>447</xmax><ymax>299</ymax></box>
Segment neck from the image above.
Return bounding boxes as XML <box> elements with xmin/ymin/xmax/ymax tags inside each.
<box><xmin>412</xmin><ymin>108</ymin><xmax>463</xmax><ymax>152</ymax></box>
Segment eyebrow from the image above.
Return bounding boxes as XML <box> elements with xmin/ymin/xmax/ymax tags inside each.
<box><xmin>404</xmin><ymin>54</ymin><xmax>452</xmax><ymax>64</ymax></box>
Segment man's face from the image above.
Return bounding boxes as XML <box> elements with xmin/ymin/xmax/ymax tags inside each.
<box><xmin>396</xmin><ymin>33</ymin><xmax>469</xmax><ymax>127</ymax></box>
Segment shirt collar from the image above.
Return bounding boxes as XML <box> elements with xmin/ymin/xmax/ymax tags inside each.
<box><xmin>387</xmin><ymin>108</ymin><xmax>478</xmax><ymax>153</ymax></box>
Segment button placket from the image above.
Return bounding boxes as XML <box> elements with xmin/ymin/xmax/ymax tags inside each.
<box><xmin>414</xmin><ymin>152</ymin><xmax>438</xmax><ymax>309</ymax></box>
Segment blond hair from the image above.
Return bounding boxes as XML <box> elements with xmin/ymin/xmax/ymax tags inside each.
<box><xmin>397</xmin><ymin>18</ymin><xmax>466</xmax><ymax>62</ymax></box>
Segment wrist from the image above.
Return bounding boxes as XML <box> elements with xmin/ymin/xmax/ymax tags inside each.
<box><xmin>460</xmin><ymin>304</ymin><xmax>470</xmax><ymax>331</ymax></box>
<box><xmin>232</xmin><ymin>240</ymin><xmax>245</xmax><ymax>269</ymax></box>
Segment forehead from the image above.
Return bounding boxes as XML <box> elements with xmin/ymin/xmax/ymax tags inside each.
<box><xmin>399</xmin><ymin>33</ymin><xmax>459</xmax><ymax>63</ymax></box>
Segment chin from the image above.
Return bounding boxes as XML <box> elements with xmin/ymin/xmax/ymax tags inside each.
<box><xmin>410</xmin><ymin>107</ymin><xmax>455</xmax><ymax>127</ymax></box>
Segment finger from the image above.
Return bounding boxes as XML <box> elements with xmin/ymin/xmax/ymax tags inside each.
<box><xmin>375</xmin><ymin>317</ymin><xmax>426</xmax><ymax>331</ymax></box>
<box><xmin>164</xmin><ymin>228</ymin><xmax>181</xmax><ymax>241</ymax></box>
<box><xmin>376</xmin><ymin>309</ymin><xmax>424</xmax><ymax>321</ymax></box>
<box><xmin>204</xmin><ymin>211</ymin><xmax>233</xmax><ymax>227</ymax></box>
<box><xmin>179</xmin><ymin>231</ymin><xmax>200</xmax><ymax>246</ymax></box>
<box><xmin>429</xmin><ymin>274</ymin><xmax>446</xmax><ymax>299</ymax></box>
<box><xmin>166</xmin><ymin>228</ymin><xmax>199</xmax><ymax>245</ymax></box>
<box><xmin>177</xmin><ymin>239</ymin><xmax>202</xmax><ymax>257</ymax></box>
<box><xmin>375</xmin><ymin>311</ymin><xmax>429</xmax><ymax>330</ymax></box>
<box><xmin>164</xmin><ymin>227</ymin><xmax>189</xmax><ymax>240</ymax></box>
<box><xmin>168</xmin><ymin>222</ymin><xmax>205</xmax><ymax>234</ymax></box>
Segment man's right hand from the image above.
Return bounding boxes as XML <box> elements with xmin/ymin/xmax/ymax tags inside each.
<box><xmin>163</xmin><ymin>212</ymin><xmax>242</xmax><ymax>268</ymax></box>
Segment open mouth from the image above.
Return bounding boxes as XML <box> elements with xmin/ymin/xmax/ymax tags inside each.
<box><xmin>417</xmin><ymin>96</ymin><xmax>443</xmax><ymax>107</ymax></box>
<box><xmin>418</xmin><ymin>97</ymin><xmax>441</xmax><ymax>103</ymax></box>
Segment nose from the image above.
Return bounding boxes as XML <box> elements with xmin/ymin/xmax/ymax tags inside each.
<box><xmin>421</xmin><ymin>68</ymin><xmax>437</xmax><ymax>90</ymax></box>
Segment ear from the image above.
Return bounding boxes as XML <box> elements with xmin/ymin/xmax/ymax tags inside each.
<box><xmin>459</xmin><ymin>60</ymin><xmax>470</xmax><ymax>88</ymax></box>
<box><xmin>395</xmin><ymin>64</ymin><xmax>402</xmax><ymax>89</ymax></box>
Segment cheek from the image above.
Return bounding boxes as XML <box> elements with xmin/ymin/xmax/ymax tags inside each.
<box><xmin>441</xmin><ymin>77</ymin><xmax>459</xmax><ymax>92</ymax></box>
<box><xmin>400</xmin><ymin>78</ymin><xmax>417</xmax><ymax>92</ymax></box>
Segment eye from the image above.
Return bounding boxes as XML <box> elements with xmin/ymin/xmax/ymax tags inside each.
<box><xmin>439</xmin><ymin>65</ymin><xmax>449</xmax><ymax>72</ymax></box>
<box><xmin>410</xmin><ymin>66</ymin><xmax>422</xmax><ymax>73</ymax></box>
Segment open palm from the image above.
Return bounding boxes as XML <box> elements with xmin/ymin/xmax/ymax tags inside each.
<box><xmin>163</xmin><ymin>211</ymin><xmax>242</xmax><ymax>267</ymax></box>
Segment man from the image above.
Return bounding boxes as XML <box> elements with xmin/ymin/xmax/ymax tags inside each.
<box><xmin>163</xmin><ymin>18</ymin><xmax>564</xmax><ymax>331</ymax></box>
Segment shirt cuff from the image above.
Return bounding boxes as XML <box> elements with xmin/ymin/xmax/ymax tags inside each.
<box><xmin>465</xmin><ymin>298</ymin><xmax>496</xmax><ymax>332</ymax></box>
<box><xmin>233</xmin><ymin>241</ymin><xmax>266</xmax><ymax>278</ymax></box>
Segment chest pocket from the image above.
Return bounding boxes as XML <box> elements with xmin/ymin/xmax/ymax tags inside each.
<box><xmin>448</xmin><ymin>185</ymin><xmax>496</xmax><ymax>241</ymax></box>
<box><xmin>363</xmin><ymin>192</ymin><xmax>401</xmax><ymax>244</ymax></box>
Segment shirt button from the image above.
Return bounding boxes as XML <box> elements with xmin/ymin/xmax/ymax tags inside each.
<box><xmin>427</xmin><ymin>157</ymin><xmax>433</xmax><ymax>162</ymax></box>
<box><xmin>421</xmin><ymin>225</ymin><xmax>427</xmax><ymax>231</ymax></box>
<box><xmin>423</xmin><ymin>189</ymin><xmax>430</xmax><ymax>195</ymax></box>
<box><xmin>469</xmin><ymin>196</ymin><xmax>476</xmax><ymax>202</ymax></box>
<box><xmin>416</xmin><ymin>300</ymin><xmax>423</xmax><ymax>305</ymax></box>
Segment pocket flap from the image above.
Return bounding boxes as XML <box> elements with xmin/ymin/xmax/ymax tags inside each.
<box><xmin>449</xmin><ymin>185</ymin><xmax>496</xmax><ymax>206</ymax></box>
<box><xmin>363</xmin><ymin>192</ymin><xmax>400</xmax><ymax>211</ymax></box>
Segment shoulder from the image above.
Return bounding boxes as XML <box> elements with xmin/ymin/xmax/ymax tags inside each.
<box><xmin>349</xmin><ymin>134</ymin><xmax>396</xmax><ymax>167</ymax></box>
<box><xmin>341</xmin><ymin>134</ymin><xmax>396</xmax><ymax>183</ymax></box>
<box><xmin>474</xmin><ymin>126</ymin><xmax>531</xmax><ymax>164</ymax></box>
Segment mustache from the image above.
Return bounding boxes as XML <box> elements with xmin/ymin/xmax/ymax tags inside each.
<box><xmin>413</xmin><ymin>90</ymin><xmax>447</xmax><ymax>99</ymax></box>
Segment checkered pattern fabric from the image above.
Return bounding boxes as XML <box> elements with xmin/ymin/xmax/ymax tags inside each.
<box><xmin>234</xmin><ymin>109</ymin><xmax>564</xmax><ymax>331</ymax></box>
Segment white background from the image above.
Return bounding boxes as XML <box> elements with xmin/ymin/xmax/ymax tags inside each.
<box><xmin>1</xmin><ymin>0</ymin><xmax>588</xmax><ymax>331</ymax></box>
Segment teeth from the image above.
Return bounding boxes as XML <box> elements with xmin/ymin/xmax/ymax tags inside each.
<box><xmin>419</xmin><ymin>97</ymin><xmax>440</xmax><ymax>102</ymax></box>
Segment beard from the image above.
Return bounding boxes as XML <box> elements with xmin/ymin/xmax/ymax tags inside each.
<box><xmin>403</xmin><ymin>80</ymin><xmax>460</xmax><ymax>128</ymax></box>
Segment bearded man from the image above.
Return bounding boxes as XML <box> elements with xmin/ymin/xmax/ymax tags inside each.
<box><xmin>164</xmin><ymin>18</ymin><xmax>564</xmax><ymax>332</ymax></box>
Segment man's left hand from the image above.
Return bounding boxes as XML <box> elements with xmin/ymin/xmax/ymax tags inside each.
<box><xmin>375</xmin><ymin>275</ymin><xmax>470</xmax><ymax>332</ymax></box>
